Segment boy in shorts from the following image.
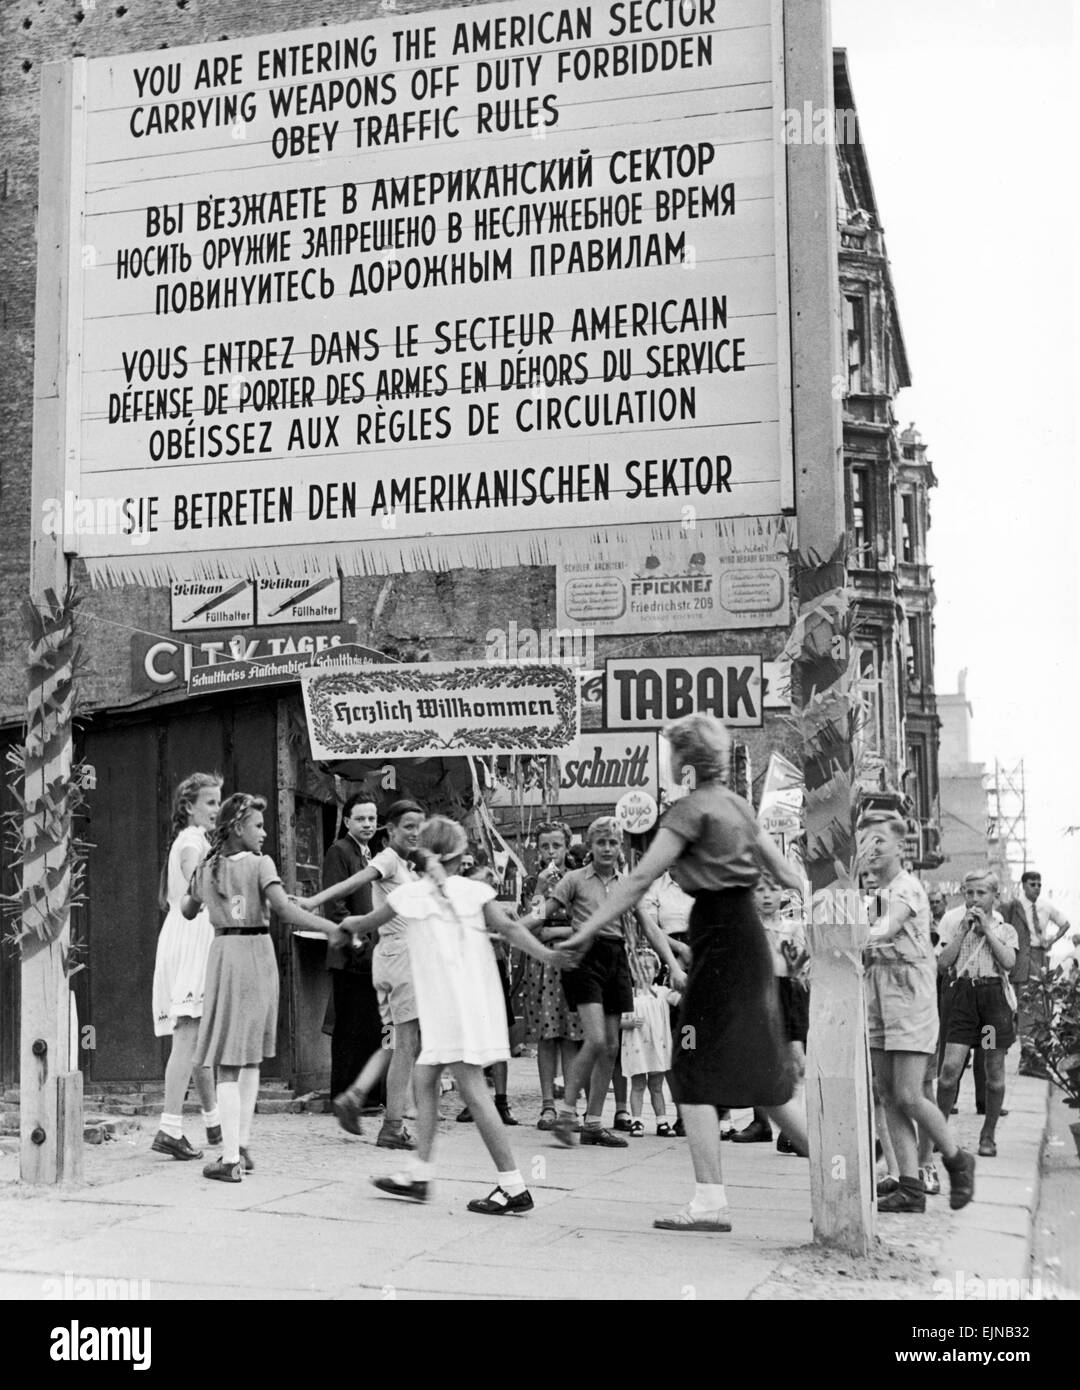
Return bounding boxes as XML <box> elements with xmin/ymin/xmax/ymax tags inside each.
<box><xmin>524</xmin><ymin>817</ymin><xmax>684</xmax><ymax>1148</ymax></box>
<box><xmin>860</xmin><ymin>810</ymin><xmax>976</xmax><ymax>1213</ymax></box>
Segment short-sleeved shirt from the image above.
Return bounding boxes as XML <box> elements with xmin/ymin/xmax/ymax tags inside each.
<box><xmin>762</xmin><ymin>914</ymin><xmax>808</xmax><ymax>979</ymax></box>
<box><xmin>370</xmin><ymin>845</ymin><xmax>417</xmax><ymax>945</ymax></box>
<box><xmin>865</xmin><ymin>870</ymin><xmax>932</xmax><ymax>963</ymax></box>
<box><xmin>939</xmin><ymin>906</ymin><xmax>1019</xmax><ymax>1009</ymax></box>
<box><xmin>548</xmin><ymin>864</ymin><xmax>626</xmax><ymax>941</ymax></box>
<box><xmin>659</xmin><ymin>784</ymin><xmax>761</xmax><ymax>894</ymax></box>
<box><xmin>192</xmin><ymin>852</ymin><xmax>280</xmax><ymax>931</ymax></box>
<box><xmin>640</xmin><ymin>873</ymin><xmax>695</xmax><ymax>937</ymax></box>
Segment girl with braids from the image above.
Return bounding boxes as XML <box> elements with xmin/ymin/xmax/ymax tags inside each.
<box><xmin>151</xmin><ymin>772</ymin><xmax>223</xmax><ymax>1161</ymax></box>
<box><xmin>183</xmin><ymin>793</ymin><xmax>347</xmax><ymax>1182</ymax></box>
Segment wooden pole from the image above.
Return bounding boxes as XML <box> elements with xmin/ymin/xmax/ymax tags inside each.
<box><xmin>784</xmin><ymin>1</ymin><xmax>874</xmax><ymax>1251</ymax></box>
<box><xmin>21</xmin><ymin>60</ymin><xmax>86</xmax><ymax>1184</ymax></box>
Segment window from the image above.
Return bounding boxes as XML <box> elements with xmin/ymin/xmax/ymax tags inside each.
<box><xmin>906</xmin><ymin>615</ymin><xmax>921</xmax><ymax>686</ymax></box>
<box><xmin>900</xmin><ymin>491</ymin><xmax>916</xmax><ymax>563</ymax></box>
<box><xmin>853</xmin><ymin>640</ymin><xmax>883</xmax><ymax>763</ymax></box>
<box><xmin>850</xmin><ymin>465</ymin><xmax>872</xmax><ymax>565</ymax></box>
<box><xmin>844</xmin><ymin>294</ymin><xmax>867</xmax><ymax>394</ymax></box>
<box><xmin>907</xmin><ymin>741</ymin><xmax>927</xmax><ymax>821</ymax></box>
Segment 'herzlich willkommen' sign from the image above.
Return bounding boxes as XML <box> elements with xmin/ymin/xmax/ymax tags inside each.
<box><xmin>302</xmin><ymin>661</ymin><xmax>578</xmax><ymax>759</ymax></box>
<box><xmin>51</xmin><ymin>0</ymin><xmax>793</xmax><ymax>585</ymax></box>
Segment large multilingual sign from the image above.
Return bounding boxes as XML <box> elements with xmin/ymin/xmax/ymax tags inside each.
<box><xmin>60</xmin><ymin>0</ymin><xmax>793</xmax><ymax>582</ymax></box>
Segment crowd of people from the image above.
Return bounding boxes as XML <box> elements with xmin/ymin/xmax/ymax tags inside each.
<box><xmin>148</xmin><ymin>713</ymin><xmax>1072</xmax><ymax>1230</ymax></box>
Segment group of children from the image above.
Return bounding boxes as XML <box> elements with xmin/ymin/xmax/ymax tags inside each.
<box><xmin>152</xmin><ymin>781</ymin><xmax>811</xmax><ymax>1212</ymax></box>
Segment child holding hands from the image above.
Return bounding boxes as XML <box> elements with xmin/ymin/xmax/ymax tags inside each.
<box><xmin>183</xmin><ymin>793</ymin><xmax>353</xmax><ymax>1182</ymax></box>
<box><xmin>339</xmin><ymin>816</ymin><xmax>564</xmax><ymax>1215</ymax></box>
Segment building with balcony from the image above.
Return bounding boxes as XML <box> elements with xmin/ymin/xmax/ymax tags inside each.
<box><xmin>834</xmin><ymin>51</ymin><xmax>943</xmax><ymax>869</ymax></box>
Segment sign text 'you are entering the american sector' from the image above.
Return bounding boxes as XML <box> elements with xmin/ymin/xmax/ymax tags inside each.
<box><xmin>73</xmin><ymin>0</ymin><xmax>792</xmax><ymax>578</ymax></box>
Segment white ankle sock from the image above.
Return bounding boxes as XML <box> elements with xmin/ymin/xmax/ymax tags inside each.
<box><xmin>409</xmin><ymin>1157</ymin><xmax>434</xmax><ymax>1180</ymax></box>
<box><xmin>690</xmin><ymin>1183</ymin><xmax>727</xmax><ymax>1215</ymax></box>
<box><xmin>201</xmin><ymin>1107</ymin><xmax>220</xmax><ymax>1128</ymax></box>
<box><xmin>584</xmin><ymin>1114</ymin><xmax>602</xmax><ymax>1128</ymax></box>
<box><xmin>159</xmin><ymin>1113</ymin><xmax>183</xmax><ymax>1139</ymax></box>
<box><xmin>237</xmin><ymin>1068</ymin><xmax>259</xmax><ymax>1147</ymax></box>
<box><xmin>217</xmin><ymin>1082</ymin><xmax>241</xmax><ymax>1163</ymax></box>
<box><xmin>497</xmin><ymin>1168</ymin><xmax>526</xmax><ymax>1197</ymax></box>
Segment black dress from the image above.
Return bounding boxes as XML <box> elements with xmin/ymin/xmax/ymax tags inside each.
<box><xmin>660</xmin><ymin>785</ymin><xmax>794</xmax><ymax>1110</ymax></box>
<box><xmin>670</xmin><ymin>889</ymin><xmax>795</xmax><ymax>1108</ymax></box>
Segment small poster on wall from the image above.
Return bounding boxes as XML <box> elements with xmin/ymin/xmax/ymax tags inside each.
<box><xmin>557</xmin><ymin>517</ymin><xmax>793</xmax><ymax>637</ymax></box>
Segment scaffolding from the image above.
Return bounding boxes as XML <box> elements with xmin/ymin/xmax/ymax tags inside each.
<box><xmin>985</xmin><ymin>759</ymin><xmax>1028</xmax><ymax>891</ymax></box>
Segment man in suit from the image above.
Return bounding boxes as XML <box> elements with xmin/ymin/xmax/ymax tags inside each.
<box><xmin>322</xmin><ymin>794</ymin><xmax>384</xmax><ymax>1105</ymax></box>
<box><xmin>1002</xmin><ymin>870</ymin><xmax>1072</xmax><ymax>1077</ymax></box>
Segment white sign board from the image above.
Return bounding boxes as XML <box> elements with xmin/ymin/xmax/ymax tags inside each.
<box><xmin>604</xmin><ymin>654</ymin><xmax>764</xmax><ymax>727</ymax></box>
<box><xmin>170</xmin><ymin>579</ymin><xmax>254</xmax><ymax>631</ymax></box>
<box><xmin>60</xmin><ymin>0</ymin><xmax>793</xmax><ymax>582</ymax></box>
<box><xmin>255</xmin><ymin>575</ymin><xmax>341</xmax><ymax>625</ymax></box>
<box><xmin>558</xmin><ymin>731</ymin><xmax>659</xmax><ymax>805</ymax></box>
<box><xmin>616</xmin><ymin>790</ymin><xmax>658</xmax><ymax>834</ymax></box>
<box><xmin>557</xmin><ymin>516</ymin><xmax>792</xmax><ymax>635</ymax></box>
<box><xmin>302</xmin><ymin>661</ymin><xmax>578</xmax><ymax>759</ymax></box>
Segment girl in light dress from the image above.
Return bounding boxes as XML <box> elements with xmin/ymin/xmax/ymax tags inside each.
<box><xmin>621</xmin><ymin>949</ymin><xmax>682</xmax><ymax>1136</ymax></box>
<box><xmin>340</xmin><ymin>816</ymin><xmax>563</xmax><ymax>1215</ymax></box>
<box><xmin>183</xmin><ymin>793</ymin><xmax>349</xmax><ymax>1181</ymax></box>
<box><xmin>520</xmin><ymin>821</ymin><xmax>583</xmax><ymax>1130</ymax></box>
<box><xmin>150</xmin><ymin>772</ymin><xmax>223</xmax><ymax>1161</ymax></box>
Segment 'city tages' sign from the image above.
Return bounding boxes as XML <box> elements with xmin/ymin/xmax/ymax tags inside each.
<box><xmin>302</xmin><ymin>662</ymin><xmax>579</xmax><ymax>759</ymax></box>
<box><xmin>55</xmin><ymin>0</ymin><xmax>792</xmax><ymax>583</ymax></box>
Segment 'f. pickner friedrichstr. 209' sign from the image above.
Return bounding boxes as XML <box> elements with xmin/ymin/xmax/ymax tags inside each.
<box><xmin>54</xmin><ymin>0</ymin><xmax>793</xmax><ymax>583</ymax></box>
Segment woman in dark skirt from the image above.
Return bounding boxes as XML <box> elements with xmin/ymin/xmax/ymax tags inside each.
<box><xmin>562</xmin><ymin>713</ymin><xmax>808</xmax><ymax>1232</ymax></box>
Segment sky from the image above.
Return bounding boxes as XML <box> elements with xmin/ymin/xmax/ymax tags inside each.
<box><xmin>831</xmin><ymin>0</ymin><xmax>1079</xmax><ymax>913</ymax></box>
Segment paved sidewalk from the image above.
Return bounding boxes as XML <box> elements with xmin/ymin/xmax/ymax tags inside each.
<box><xmin>0</xmin><ymin>1056</ymin><xmax>1058</xmax><ymax>1300</ymax></box>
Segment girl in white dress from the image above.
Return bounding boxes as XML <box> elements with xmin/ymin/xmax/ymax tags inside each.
<box><xmin>340</xmin><ymin>816</ymin><xmax>562</xmax><ymax>1215</ymax></box>
<box><xmin>621</xmin><ymin>950</ymin><xmax>681</xmax><ymax>1136</ymax></box>
<box><xmin>151</xmin><ymin>772</ymin><xmax>222</xmax><ymax>1161</ymax></box>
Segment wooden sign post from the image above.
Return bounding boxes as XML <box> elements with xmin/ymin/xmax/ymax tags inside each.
<box><xmin>784</xmin><ymin>0</ymin><xmax>874</xmax><ymax>1252</ymax></box>
<box><xmin>20</xmin><ymin>62</ymin><xmax>86</xmax><ymax>1183</ymax></box>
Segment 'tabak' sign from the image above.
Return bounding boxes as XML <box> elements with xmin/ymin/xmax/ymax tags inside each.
<box><xmin>604</xmin><ymin>656</ymin><xmax>763</xmax><ymax>729</ymax></box>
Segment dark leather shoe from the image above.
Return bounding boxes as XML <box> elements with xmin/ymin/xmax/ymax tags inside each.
<box><xmin>580</xmin><ymin>1126</ymin><xmax>628</xmax><ymax>1148</ymax></box>
<box><xmin>731</xmin><ymin>1120</ymin><xmax>772</xmax><ymax>1143</ymax></box>
<box><xmin>238</xmin><ymin>1146</ymin><xmax>254</xmax><ymax>1172</ymax></box>
<box><xmin>977</xmin><ymin>1136</ymin><xmax>997</xmax><ymax>1158</ymax></box>
<box><xmin>467</xmin><ymin>1186</ymin><xmax>534</xmax><ymax>1216</ymax></box>
<box><xmin>944</xmin><ymin>1149</ymin><xmax>976</xmax><ymax>1210</ymax></box>
<box><xmin>495</xmin><ymin>1102</ymin><xmax>519</xmax><ymax>1127</ymax></box>
<box><xmin>202</xmin><ymin>1158</ymin><xmax>242</xmax><ymax>1183</ymax></box>
<box><xmin>376</xmin><ymin>1126</ymin><xmax>416</xmax><ymax>1150</ymax></box>
<box><xmin>152</xmin><ymin>1130</ymin><xmax>203</xmax><ymax>1161</ymax></box>
<box><xmin>332</xmin><ymin>1091</ymin><xmax>364</xmax><ymax>1136</ymax></box>
<box><xmin>877</xmin><ymin>1184</ymin><xmax>926</xmax><ymax>1214</ymax></box>
<box><xmin>456</xmin><ymin>1106</ymin><xmax>474</xmax><ymax>1123</ymax></box>
<box><xmin>372</xmin><ymin>1174</ymin><xmax>429</xmax><ymax>1202</ymax></box>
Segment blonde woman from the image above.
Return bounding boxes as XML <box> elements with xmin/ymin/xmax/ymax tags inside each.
<box><xmin>562</xmin><ymin>714</ymin><xmax>808</xmax><ymax>1232</ymax></box>
<box><xmin>151</xmin><ymin>772</ymin><xmax>222</xmax><ymax>1160</ymax></box>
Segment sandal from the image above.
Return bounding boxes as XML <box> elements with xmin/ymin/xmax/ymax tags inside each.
<box><xmin>613</xmin><ymin>1110</ymin><xmax>633</xmax><ymax>1133</ymax></box>
<box><xmin>656</xmin><ymin>1122</ymin><xmax>673</xmax><ymax>1137</ymax></box>
<box><xmin>537</xmin><ymin>1106</ymin><xmax>557</xmax><ymax>1131</ymax></box>
<box><xmin>629</xmin><ymin>1119</ymin><xmax>645</xmax><ymax>1137</ymax></box>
